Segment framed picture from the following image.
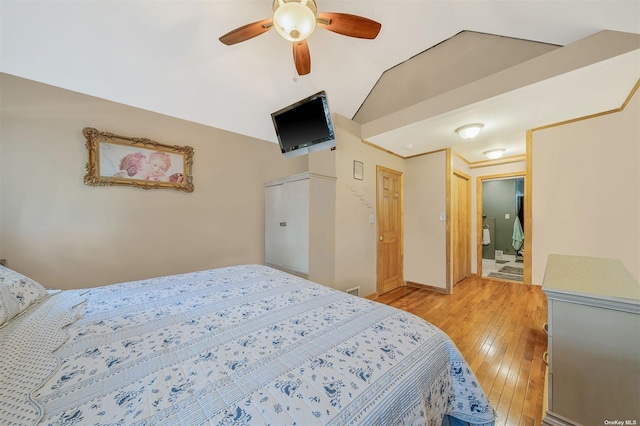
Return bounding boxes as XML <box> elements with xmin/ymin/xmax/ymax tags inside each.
<box><xmin>353</xmin><ymin>160</ymin><xmax>364</xmax><ymax>180</ymax></box>
<box><xmin>83</xmin><ymin>127</ymin><xmax>194</xmax><ymax>192</ymax></box>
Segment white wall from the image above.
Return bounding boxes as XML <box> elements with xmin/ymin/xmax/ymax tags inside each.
<box><xmin>0</xmin><ymin>74</ymin><xmax>307</xmax><ymax>289</ymax></box>
<box><xmin>531</xmin><ymin>87</ymin><xmax>639</xmax><ymax>283</ymax></box>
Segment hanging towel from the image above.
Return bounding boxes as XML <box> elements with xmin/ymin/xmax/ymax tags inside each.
<box><xmin>482</xmin><ymin>227</ymin><xmax>491</xmax><ymax>245</ymax></box>
<box><xmin>512</xmin><ymin>217</ymin><xmax>524</xmax><ymax>251</ymax></box>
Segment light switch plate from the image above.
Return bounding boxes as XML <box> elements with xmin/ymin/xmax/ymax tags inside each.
<box><xmin>505</xmin><ymin>213</ymin><xmax>510</xmax><ymax>219</ymax></box>
<box><xmin>369</xmin><ymin>214</ymin><xmax>375</xmax><ymax>224</ymax></box>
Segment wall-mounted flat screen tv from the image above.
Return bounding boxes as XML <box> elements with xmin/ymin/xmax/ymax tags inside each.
<box><xmin>271</xmin><ymin>90</ymin><xmax>335</xmax><ymax>158</ymax></box>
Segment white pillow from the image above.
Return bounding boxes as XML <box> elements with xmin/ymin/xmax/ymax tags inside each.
<box><xmin>0</xmin><ymin>265</ymin><xmax>49</xmax><ymax>327</ymax></box>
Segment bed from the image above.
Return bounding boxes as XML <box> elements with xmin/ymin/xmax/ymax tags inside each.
<box><xmin>0</xmin><ymin>264</ymin><xmax>495</xmax><ymax>425</ymax></box>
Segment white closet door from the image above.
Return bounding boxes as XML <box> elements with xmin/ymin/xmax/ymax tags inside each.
<box><xmin>264</xmin><ymin>184</ymin><xmax>284</xmax><ymax>266</ymax></box>
<box><xmin>282</xmin><ymin>179</ymin><xmax>309</xmax><ymax>273</ymax></box>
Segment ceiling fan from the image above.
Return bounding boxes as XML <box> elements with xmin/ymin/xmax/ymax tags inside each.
<box><xmin>219</xmin><ymin>0</ymin><xmax>382</xmax><ymax>76</ymax></box>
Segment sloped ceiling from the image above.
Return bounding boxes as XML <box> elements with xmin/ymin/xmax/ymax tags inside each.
<box><xmin>1</xmin><ymin>1</ymin><xmax>639</xmax><ymax>163</ymax></box>
<box><xmin>353</xmin><ymin>31</ymin><xmax>561</xmax><ymax>124</ymax></box>
<box><xmin>361</xmin><ymin>30</ymin><xmax>640</xmax><ymax>161</ymax></box>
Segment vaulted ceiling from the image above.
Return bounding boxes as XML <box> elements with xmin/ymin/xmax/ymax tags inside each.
<box><xmin>1</xmin><ymin>1</ymin><xmax>639</xmax><ymax>163</ymax></box>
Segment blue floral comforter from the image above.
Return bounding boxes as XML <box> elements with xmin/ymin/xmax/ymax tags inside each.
<box><xmin>0</xmin><ymin>264</ymin><xmax>495</xmax><ymax>425</ymax></box>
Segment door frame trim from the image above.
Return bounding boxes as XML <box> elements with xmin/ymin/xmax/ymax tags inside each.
<box><xmin>376</xmin><ymin>165</ymin><xmax>404</xmax><ymax>295</ymax></box>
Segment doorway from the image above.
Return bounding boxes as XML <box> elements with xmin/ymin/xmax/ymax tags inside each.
<box><xmin>477</xmin><ymin>173</ymin><xmax>527</xmax><ymax>283</ymax></box>
<box><xmin>376</xmin><ymin>165</ymin><xmax>404</xmax><ymax>295</ymax></box>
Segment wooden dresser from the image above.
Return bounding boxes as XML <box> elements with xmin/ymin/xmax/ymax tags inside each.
<box><xmin>542</xmin><ymin>254</ymin><xmax>640</xmax><ymax>425</ymax></box>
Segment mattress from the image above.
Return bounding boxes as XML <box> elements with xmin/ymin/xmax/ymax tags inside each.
<box><xmin>0</xmin><ymin>264</ymin><xmax>495</xmax><ymax>425</ymax></box>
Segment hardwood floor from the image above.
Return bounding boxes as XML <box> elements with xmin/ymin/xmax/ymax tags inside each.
<box><xmin>376</xmin><ymin>275</ymin><xmax>548</xmax><ymax>426</ymax></box>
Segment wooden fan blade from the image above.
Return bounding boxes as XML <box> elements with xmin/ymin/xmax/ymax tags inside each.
<box><xmin>317</xmin><ymin>12</ymin><xmax>381</xmax><ymax>39</ymax></box>
<box><xmin>219</xmin><ymin>19</ymin><xmax>273</xmax><ymax>46</ymax></box>
<box><xmin>293</xmin><ymin>40</ymin><xmax>311</xmax><ymax>76</ymax></box>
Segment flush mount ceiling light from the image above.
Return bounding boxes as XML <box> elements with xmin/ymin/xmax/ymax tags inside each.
<box><xmin>484</xmin><ymin>149</ymin><xmax>506</xmax><ymax>160</ymax></box>
<box><xmin>455</xmin><ymin>123</ymin><xmax>484</xmax><ymax>140</ymax></box>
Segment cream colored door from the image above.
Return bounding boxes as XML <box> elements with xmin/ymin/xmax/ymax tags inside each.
<box><xmin>453</xmin><ymin>171</ymin><xmax>471</xmax><ymax>285</ymax></box>
<box><xmin>264</xmin><ymin>178</ymin><xmax>309</xmax><ymax>275</ymax></box>
<box><xmin>281</xmin><ymin>178</ymin><xmax>309</xmax><ymax>274</ymax></box>
<box><xmin>265</xmin><ymin>184</ymin><xmax>284</xmax><ymax>267</ymax></box>
<box><xmin>377</xmin><ymin>166</ymin><xmax>403</xmax><ymax>295</ymax></box>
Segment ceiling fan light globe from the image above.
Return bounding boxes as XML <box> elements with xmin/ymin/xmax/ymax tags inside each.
<box><xmin>273</xmin><ymin>2</ymin><xmax>316</xmax><ymax>42</ymax></box>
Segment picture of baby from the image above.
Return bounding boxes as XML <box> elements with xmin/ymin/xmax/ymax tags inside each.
<box><xmin>144</xmin><ymin>151</ymin><xmax>172</xmax><ymax>182</ymax></box>
<box><xmin>113</xmin><ymin>151</ymin><xmax>171</xmax><ymax>181</ymax></box>
<box><xmin>113</xmin><ymin>152</ymin><xmax>146</xmax><ymax>178</ymax></box>
<box><xmin>92</xmin><ymin>134</ymin><xmax>192</xmax><ymax>192</ymax></box>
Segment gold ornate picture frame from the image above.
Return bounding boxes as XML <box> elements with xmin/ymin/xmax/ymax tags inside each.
<box><xmin>83</xmin><ymin>127</ymin><xmax>194</xmax><ymax>192</ymax></box>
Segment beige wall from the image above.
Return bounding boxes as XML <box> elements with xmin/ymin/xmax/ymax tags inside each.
<box><xmin>0</xmin><ymin>74</ymin><xmax>307</xmax><ymax>289</ymax></box>
<box><xmin>403</xmin><ymin>153</ymin><xmax>526</xmax><ymax>290</ymax></box>
<box><xmin>331</xmin><ymin>115</ymin><xmax>405</xmax><ymax>296</ymax></box>
<box><xmin>7</xmin><ymin>72</ymin><xmax>632</xmax><ymax>296</ymax></box>
<box><xmin>531</xmin><ymin>87</ymin><xmax>639</xmax><ymax>283</ymax></box>
<box><xmin>404</xmin><ymin>151</ymin><xmax>448</xmax><ymax>289</ymax></box>
<box><xmin>318</xmin><ymin>114</ymin><xmax>527</xmax><ymax>294</ymax></box>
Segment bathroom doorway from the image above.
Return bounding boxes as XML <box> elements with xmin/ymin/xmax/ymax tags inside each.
<box><xmin>477</xmin><ymin>173</ymin><xmax>527</xmax><ymax>283</ymax></box>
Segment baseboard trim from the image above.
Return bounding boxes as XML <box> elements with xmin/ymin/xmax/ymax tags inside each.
<box><xmin>543</xmin><ymin>410</ymin><xmax>582</xmax><ymax>426</ymax></box>
<box><xmin>265</xmin><ymin>262</ymin><xmax>309</xmax><ymax>279</ymax></box>
<box><xmin>364</xmin><ymin>292</ymin><xmax>379</xmax><ymax>300</ymax></box>
<box><xmin>405</xmin><ymin>281</ymin><xmax>448</xmax><ymax>294</ymax></box>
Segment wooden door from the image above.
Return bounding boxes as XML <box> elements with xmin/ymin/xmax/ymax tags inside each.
<box><xmin>377</xmin><ymin>166</ymin><xmax>403</xmax><ymax>295</ymax></box>
<box><xmin>452</xmin><ymin>171</ymin><xmax>471</xmax><ymax>285</ymax></box>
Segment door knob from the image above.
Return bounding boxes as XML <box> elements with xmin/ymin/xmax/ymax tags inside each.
<box><xmin>379</xmin><ymin>236</ymin><xmax>383</xmax><ymax>241</ymax></box>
